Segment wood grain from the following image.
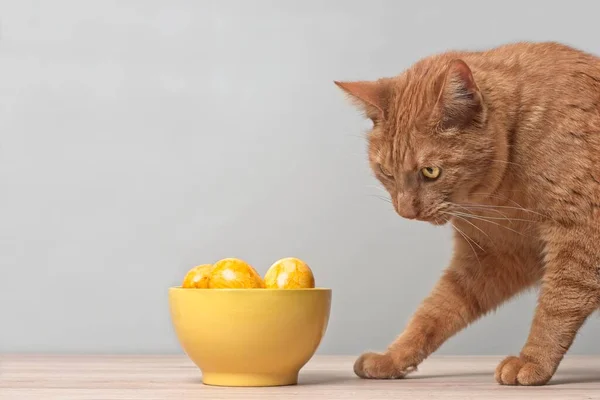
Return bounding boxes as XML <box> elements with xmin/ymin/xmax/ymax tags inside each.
<box><xmin>1</xmin><ymin>355</ymin><xmax>600</xmax><ymax>399</ymax></box>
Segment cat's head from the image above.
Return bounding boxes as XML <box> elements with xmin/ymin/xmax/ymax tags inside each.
<box><xmin>336</xmin><ymin>58</ymin><xmax>498</xmax><ymax>225</ymax></box>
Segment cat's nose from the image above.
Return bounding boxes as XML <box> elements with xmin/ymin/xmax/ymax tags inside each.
<box><xmin>395</xmin><ymin>194</ymin><xmax>419</xmax><ymax>219</ymax></box>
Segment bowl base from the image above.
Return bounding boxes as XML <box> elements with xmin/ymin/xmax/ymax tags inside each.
<box><xmin>202</xmin><ymin>372</ymin><xmax>299</xmax><ymax>387</ymax></box>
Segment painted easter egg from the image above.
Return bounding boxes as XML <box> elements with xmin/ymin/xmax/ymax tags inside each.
<box><xmin>208</xmin><ymin>258</ymin><xmax>265</xmax><ymax>289</ymax></box>
<box><xmin>181</xmin><ymin>264</ymin><xmax>213</xmax><ymax>288</ymax></box>
<box><xmin>264</xmin><ymin>257</ymin><xmax>315</xmax><ymax>289</ymax></box>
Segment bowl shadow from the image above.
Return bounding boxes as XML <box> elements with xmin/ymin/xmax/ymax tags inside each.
<box><xmin>299</xmin><ymin>372</ymin><xmax>357</xmax><ymax>386</ymax></box>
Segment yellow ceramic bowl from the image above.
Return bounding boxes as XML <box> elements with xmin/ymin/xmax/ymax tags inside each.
<box><xmin>168</xmin><ymin>287</ymin><xmax>332</xmax><ymax>387</ymax></box>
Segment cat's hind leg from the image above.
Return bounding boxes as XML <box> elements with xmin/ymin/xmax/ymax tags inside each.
<box><xmin>495</xmin><ymin>225</ymin><xmax>600</xmax><ymax>386</ymax></box>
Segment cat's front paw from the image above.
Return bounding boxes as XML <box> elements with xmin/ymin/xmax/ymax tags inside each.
<box><xmin>495</xmin><ymin>355</ymin><xmax>553</xmax><ymax>386</ymax></box>
<box><xmin>353</xmin><ymin>352</ymin><xmax>416</xmax><ymax>379</ymax></box>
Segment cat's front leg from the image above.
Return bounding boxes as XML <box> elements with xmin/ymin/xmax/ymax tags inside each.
<box><xmin>495</xmin><ymin>226</ymin><xmax>600</xmax><ymax>386</ymax></box>
<box><xmin>354</xmin><ymin>238</ymin><xmax>541</xmax><ymax>379</ymax></box>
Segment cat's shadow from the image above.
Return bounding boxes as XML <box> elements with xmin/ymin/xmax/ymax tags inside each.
<box><xmin>547</xmin><ymin>374</ymin><xmax>600</xmax><ymax>386</ymax></box>
<box><xmin>298</xmin><ymin>370</ymin><xmax>493</xmax><ymax>386</ymax></box>
<box><xmin>409</xmin><ymin>371</ymin><xmax>491</xmax><ymax>380</ymax></box>
<box><xmin>300</xmin><ymin>371</ymin><xmax>600</xmax><ymax>386</ymax></box>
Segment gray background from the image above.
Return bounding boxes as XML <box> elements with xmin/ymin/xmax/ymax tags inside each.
<box><xmin>1</xmin><ymin>0</ymin><xmax>599</xmax><ymax>355</ymax></box>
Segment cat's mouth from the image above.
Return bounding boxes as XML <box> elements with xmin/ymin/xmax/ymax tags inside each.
<box><xmin>416</xmin><ymin>205</ymin><xmax>452</xmax><ymax>225</ymax></box>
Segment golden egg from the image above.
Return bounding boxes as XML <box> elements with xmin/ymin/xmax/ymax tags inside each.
<box><xmin>181</xmin><ymin>264</ymin><xmax>213</xmax><ymax>288</ymax></box>
<box><xmin>264</xmin><ymin>257</ymin><xmax>315</xmax><ymax>289</ymax></box>
<box><xmin>208</xmin><ymin>258</ymin><xmax>265</xmax><ymax>289</ymax></box>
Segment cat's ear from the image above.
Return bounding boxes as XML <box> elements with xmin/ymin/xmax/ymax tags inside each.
<box><xmin>334</xmin><ymin>80</ymin><xmax>388</xmax><ymax>121</ymax></box>
<box><xmin>434</xmin><ymin>59</ymin><xmax>484</xmax><ymax>130</ymax></box>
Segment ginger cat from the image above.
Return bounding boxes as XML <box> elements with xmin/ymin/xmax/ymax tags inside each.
<box><xmin>335</xmin><ymin>41</ymin><xmax>600</xmax><ymax>386</ymax></box>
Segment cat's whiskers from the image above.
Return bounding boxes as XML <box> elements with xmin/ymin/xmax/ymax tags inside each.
<box><xmin>445</xmin><ymin>211</ymin><xmax>527</xmax><ymax>237</ymax></box>
<box><xmin>451</xmin><ymin>206</ymin><xmax>538</xmax><ymax>224</ymax></box>
<box><xmin>368</xmin><ymin>194</ymin><xmax>392</xmax><ymax>204</ymax></box>
<box><xmin>368</xmin><ymin>194</ymin><xmax>395</xmax><ymax>213</ymax></box>
<box><xmin>366</xmin><ymin>184</ymin><xmax>388</xmax><ymax>193</ymax></box>
<box><xmin>466</xmin><ymin>193</ymin><xmax>558</xmax><ymax>225</ymax></box>
<box><xmin>450</xmin><ymin>202</ymin><xmax>512</xmax><ymax>223</ymax></box>
<box><xmin>458</xmin><ymin>202</ymin><xmax>550</xmax><ymax>221</ymax></box>
<box><xmin>461</xmin><ymin>192</ymin><xmax>551</xmax><ymax>220</ymax></box>
<box><xmin>450</xmin><ymin>223</ymin><xmax>482</xmax><ymax>267</ymax></box>
<box><xmin>447</xmin><ymin>212</ymin><xmax>492</xmax><ymax>245</ymax></box>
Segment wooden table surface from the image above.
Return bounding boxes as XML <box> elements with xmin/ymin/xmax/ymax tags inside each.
<box><xmin>2</xmin><ymin>355</ymin><xmax>600</xmax><ymax>399</ymax></box>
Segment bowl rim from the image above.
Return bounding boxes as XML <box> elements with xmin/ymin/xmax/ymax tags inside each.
<box><xmin>169</xmin><ymin>286</ymin><xmax>331</xmax><ymax>292</ymax></box>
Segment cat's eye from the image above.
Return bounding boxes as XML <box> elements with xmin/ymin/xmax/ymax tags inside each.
<box><xmin>421</xmin><ymin>167</ymin><xmax>441</xmax><ymax>180</ymax></box>
<box><xmin>378</xmin><ymin>164</ymin><xmax>393</xmax><ymax>178</ymax></box>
